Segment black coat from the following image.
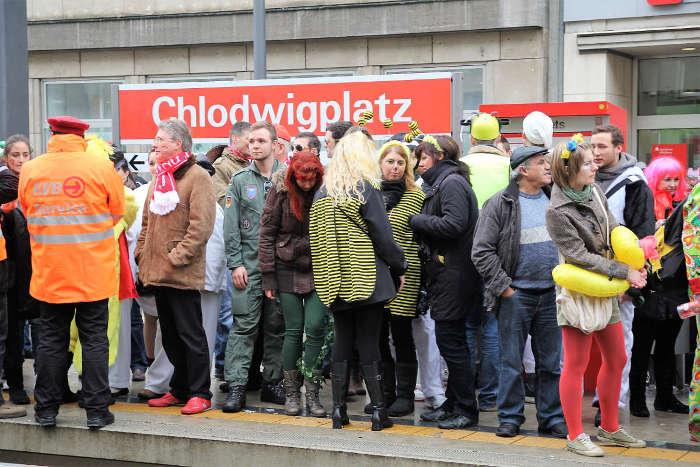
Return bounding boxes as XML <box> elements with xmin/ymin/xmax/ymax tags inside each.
<box><xmin>0</xmin><ymin>168</ymin><xmax>19</xmax><ymax>294</ymax></box>
<box><xmin>410</xmin><ymin>160</ymin><xmax>480</xmax><ymax>321</ymax></box>
<box><xmin>2</xmin><ymin>208</ymin><xmax>38</xmax><ymax>318</ymax></box>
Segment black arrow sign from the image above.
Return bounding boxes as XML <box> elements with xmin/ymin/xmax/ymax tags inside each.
<box><xmin>129</xmin><ymin>154</ymin><xmax>145</xmax><ymax>171</ymax></box>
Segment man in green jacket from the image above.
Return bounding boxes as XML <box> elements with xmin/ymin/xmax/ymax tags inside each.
<box><xmin>222</xmin><ymin>121</ymin><xmax>286</xmax><ymax>412</ymax></box>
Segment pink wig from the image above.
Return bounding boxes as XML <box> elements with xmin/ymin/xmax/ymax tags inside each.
<box><xmin>644</xmin><ymin>156</ymin><xmax>688</xmax><ymax>220</ymax></box>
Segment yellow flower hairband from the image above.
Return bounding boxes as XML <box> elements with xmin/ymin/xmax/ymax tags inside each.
<box><xmin>560</xmin><ymin>133</ymin><xmax>585</xmax><ymax>160</ymax></box>
<box><xmin>422</xmin><ymin>135</ymin><xmax>443</xmax><ymax>153</ymax></box>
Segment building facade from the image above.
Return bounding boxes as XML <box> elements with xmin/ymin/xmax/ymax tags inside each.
<box><xmin>25</xmin><ymin>0</ymin><xmax>558</xmax><ymax>153</ymax></box>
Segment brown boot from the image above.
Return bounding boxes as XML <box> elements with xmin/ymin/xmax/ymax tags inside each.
<box><xmin>304</xmin><ymin>376</ymin><xmax>327</xmax><ymax>418</ymax></box>
<box><xmin>283</xmin><ymin>370</ymin><xmax>302</xmax><ymax>416</ymax></box>
<box><xmin>0</xmin><ymin>402</ymin><xmax>27</xmax><ymax>419</ymax></box>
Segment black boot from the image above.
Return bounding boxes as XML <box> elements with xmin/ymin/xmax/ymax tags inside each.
<box><xmin>629</xmin><ymin>356</ymin><xmax>649</xmax><ymax>418</ymax></box>
<box><xmin>653</xmin><ymin>357</ymin><xmax>688</xmax><ymax>414</ymax></box>
<box><xmin>361</xmin><ymin>362</ymin><xmax>393</xmax><ymax>432</ymax></box>
<box><xmin>331</xmin><ymin>361</ymin><xmax>350</xmax><ymax>429</ymax></box>
<box><xmin>388</xmin><ymin>362</ymin><xmax>417</xmax><ymax>417</ymax></box>
<box><xmin>364</xmin><ymin>359</ymin><xmax>396</xmax><ymax>414</ymax></box>
<box><xmin>630</xmin><ymin>392</ymin><xmax>650</xmax><ymax>418</ymax></box>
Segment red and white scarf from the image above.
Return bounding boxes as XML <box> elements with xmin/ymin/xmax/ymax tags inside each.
<box><xmin>150</xmin><ymin>152</ymin><xmax>190</xmax><ymax>215</ymax></box>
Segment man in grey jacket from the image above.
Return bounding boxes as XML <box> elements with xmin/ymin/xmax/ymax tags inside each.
<box><xmin>471</xmin><ymin>146</ymin><xmax>567</xmax><ymax>439</ymax></box>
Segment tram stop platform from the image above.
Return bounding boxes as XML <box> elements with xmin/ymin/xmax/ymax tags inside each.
<box><xmin>0</xmin><ymin>364</ymin><xmax>698</xmax><ymax>466</ymax></box>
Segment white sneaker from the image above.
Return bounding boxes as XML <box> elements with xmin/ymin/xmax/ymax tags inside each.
<box><xmin>425</xmin><ymin>395</ymin><xmax>447</xmax><ymax>410</ymax></box>
<box><xmin>566</xmin><ymin>433</ymin><xmax>604</xmax><ymax>457</ymax></box>
<box><xmin>597</xmin><ymin>427</ymin><xmax>646</xmax><ymax>448</ymax></box>
<box><xmin>414</xmin><ymin>388</ymin><xmax>425</xmax><ymax>401</ymax></box>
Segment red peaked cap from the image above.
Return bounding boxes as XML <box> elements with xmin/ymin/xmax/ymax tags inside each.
<box><xmin>47</xmin><ymin>115</ymin><xmax>90</xmax><ymax>137</ymax></box>
<box><xmin>274</xmin><ymin>124</ymin><xmax>291</xmax><ymax>142</ymax></box>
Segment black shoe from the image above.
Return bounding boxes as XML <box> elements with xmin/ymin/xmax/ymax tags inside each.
<box><xmin>630</xmin><ymin>397</ymin><xmax>650</xmax><ymax>417</ymax></box>
<box><xmin>594</xmin><ymin>408</ymin><xmax>601</xmax><ymax>427</ymax></box>
<box><xmin>654</xmin><ymin>396</ymin><xmax>689</xmax><ymax>414</ymax></box>
<box><xmin>219</xmin><ymin>382</ymin><xmax>230</xmax><ymax>393</ymax></box>
<box><xmin>9</xmin><ymin>388</ymin><xmax>30</xmax><ymax>405</ymax></box>
<box><xmin>538</xmin><ymin>422</ymin><xmax>568</xmax><ymax>439</ymax></box>
<box><xmin>110</xmin><ymin>388</ymin><xmax>129</xmax><ymax>398</ymax></box>
<box><xmin>438</xmin><ymin>413</ymin><xmax>477</xmax><ymax>430</ymax></box>
<box><xmin>34</xmin><ymin>413</ymin><xmax>56</xmax><ymax>428</ymax></box>
<box><xmin>87</xmin><ymin>411</ymin><xmax>115</xmax><ymax>431</ymax></box>
<box><xmin>420</xmin><ymin>406</ymin><xmax>450</xmax><ymax>422</ymax></box>
<box><xmin>222</xmin><ymin>385</ymin><xmax>246</xmax><ymax>413</ymax></box>
<box><xmin>363</xmin><ymin>402</ymin><xmax>373</xmax><ymax>415</ymax></box>
<box><xmin>496</xmin><ymin>422</ymin><xmax>520</xmax><ymax>437</ymax></box>
<box><xmin>260</xmin><ymin>380</ymin><xmax>285</xmax><ymax>405</ymax></box>
<box><xmin>331</xmin><ymin>361</ymin><xmax>350</xmax><ymax>429</ymax></box>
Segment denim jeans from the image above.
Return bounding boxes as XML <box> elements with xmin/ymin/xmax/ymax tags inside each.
<box><xmin>214</xmin><ymin>276</ymin><xmax>234</xmax><ymax>371</ymax></box>
<box><xmin>435</xmin><ymin>317</ymin><xmax>478</xmax><ymax>419</ymax></box>
<box><xmin>466</xmin><ymin>308</ymin><xmax>499</xmax><ymax>408</ymax></box>
<box><xmin>497</xmin><ymin>288</ymin><xmax>564</xmax><ymax>429</ymax></box>
<box><xmin>130</xmin><ymin>300</ymin><xmax>148</xmax><ymax>371</ymax></box>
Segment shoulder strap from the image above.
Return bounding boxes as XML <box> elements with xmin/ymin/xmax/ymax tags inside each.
<box><xmin>605</xmin><ymin>174</ymin><xmax>643</xmax><ymax>198</ymax></box>
<box><xmin>592</xmin><ymin>188</ymin><xmax>610</xmax><ymax>250</ymax></box>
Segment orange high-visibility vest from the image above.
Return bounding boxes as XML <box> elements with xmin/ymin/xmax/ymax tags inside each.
<box><xmin>0</xmin><ymin>225</ymin><xmax>6</xmax><ymax>262</ymax></box>
<box><xmin>18</xmin><ymin>134</ymin><xmax>126</xmax><ymax>304</ymax></box>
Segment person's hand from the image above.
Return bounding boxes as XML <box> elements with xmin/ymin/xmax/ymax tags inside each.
<box><xmin>232</xmin><ymin>266</ymin><xmax>248</xmax><ymax>290</ymax></box>
<box><xmin>501</xmin><ymin>287</ymin><xmax>515</xmax><ymax>298</ymax></box>
<box><xmin>627</xmin><ymin>269</ymin><xmax>646</xmax><ymax>289</ymax></box>
<box><xmin>264</xmin><ymin>289</ymin><xmax>275</xmax><ymax>299</ymax></box>
<box><xmin>398</xmin><ymin>275</ymin><xmax>406</xmax><ymax>293</ymax></box>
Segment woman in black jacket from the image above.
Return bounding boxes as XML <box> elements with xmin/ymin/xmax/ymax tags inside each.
<box><xmin>309</xmin><ymin>131</ymin><xmax>406</xmax><ymax>431</ymax></box>
<box><xmin>1</xmin><ymin>135</ymin><xmax>37</xmax><ymax>406</ymax></box>
<box><xmin>410</xmin><ymin>135</ymin><xmax>481</xmax><ymax>430</ymax></box>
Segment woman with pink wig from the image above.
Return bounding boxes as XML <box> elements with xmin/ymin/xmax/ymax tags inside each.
<box><xmin>644</xmin><ymin>157</ymin><xmax>689</xmax><ymax>225</ymax></box>
<box><xmin>628</xmin><ymin>156</ymin><xmax>690</xmax><ymax>418</ymax></box>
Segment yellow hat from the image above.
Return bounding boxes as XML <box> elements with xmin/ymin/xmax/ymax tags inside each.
<box><xmin>470</xmin><ymin>113</ymin><xmax>500</xmax><ymax>141</ymax></box>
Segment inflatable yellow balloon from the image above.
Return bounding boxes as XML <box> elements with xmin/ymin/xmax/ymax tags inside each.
<box><xmin>611</xmin><ymin>225</ymin><xmax>645</xmax><ymax>270</ymax></box>
<box><xmin>552</xmin><ymin>264</ymin><xmax>629</xmax><ymax>298</ymax></box>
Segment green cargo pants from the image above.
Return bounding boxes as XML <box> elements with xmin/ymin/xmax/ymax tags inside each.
<box><xmin>223</xmin><ymin>276</ymin><xmax>284</xmax><ymax>385</ymax></box>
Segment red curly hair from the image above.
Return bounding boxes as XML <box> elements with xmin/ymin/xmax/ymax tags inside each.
<box><xmin>286</xmin><ymin>151</ymin><xmax>324</xmax><ymax>221</ymax></box>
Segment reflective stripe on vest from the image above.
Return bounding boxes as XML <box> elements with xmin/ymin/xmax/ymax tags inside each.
<box><xmin>26</xmin><ymin>213</ymin><xmax>112</xmax><ymax>226</ymax></box>
<box><xmin>30</xmin><ymin>228</ymin><xmax>114</xmax><ymax>245</ymax></box>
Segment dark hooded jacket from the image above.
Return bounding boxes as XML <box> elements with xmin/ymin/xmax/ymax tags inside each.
<box><xmin>410</xmin><ymin>160</ymin><xmax>480</xmax><ymax>321</ymax></box>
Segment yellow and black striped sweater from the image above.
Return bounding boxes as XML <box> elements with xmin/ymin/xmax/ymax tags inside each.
<box><xmin>386</xmin><ymin>188</ymin><xmax>425</xmax><ymax>316</ymax></box>
<box><xmin>309</xmin><ymin>183</ymin><xmax>406</xmax><ymax>309</ymax></box>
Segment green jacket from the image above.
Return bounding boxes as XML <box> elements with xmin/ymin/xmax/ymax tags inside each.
<box><xmin>223</xmin><ymin>159</ymin><xmax>284</xmax><ymax>274</ymax></box>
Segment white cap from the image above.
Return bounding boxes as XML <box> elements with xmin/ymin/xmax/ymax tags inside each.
<box><xmin>523</xmin><ymin>111</ymin><xmax>553</xmax><ymax>149</ymax></box>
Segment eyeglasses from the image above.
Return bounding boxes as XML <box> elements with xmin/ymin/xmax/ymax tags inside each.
<box><xmin>263</xmin><ymin>179</ymin><xmax>273</xmax><ymax>194</ymax></box>
<box><xmin>581</xmin><ymin>161</ymin><xmax>596</xmax><ymax>171</ymax></box>
<box><xmin>293</xmin><ymin>144</ymin><xmax>308</xmax><ymax>152</ymax></box>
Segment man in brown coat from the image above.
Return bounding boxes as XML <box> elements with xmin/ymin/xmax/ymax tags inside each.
<box><xmin>212</xmin><ymin>121</ymin><xmax>251</xmax><ymax>207</ymax></box>
<box><xmin>135</xmin><ymin>118</ymin><xmax>215</xmax><ymax>415</ymax></box>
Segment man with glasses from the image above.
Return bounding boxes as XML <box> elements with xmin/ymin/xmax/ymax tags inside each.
<box><xmin>222</xmin><ymin>121</ymin><xmax>286</xmax><ymax>412</ymax></box>
<box><xmin>273</xmin><ymin>125</ymin><xmax>292</xmax><ymax>164</ymax></box>
<box><xmin>292</xmin><ymin>132</ymin><xmax>321</xmax><ymax>157</ymax></box>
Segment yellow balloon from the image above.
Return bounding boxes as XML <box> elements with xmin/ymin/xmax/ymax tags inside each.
<box><xmin>611</xmin><ymin>225</ymin><xmax>645</xmax><ymax>269</ymax></box>
<box><xmin>552</xmin><ymin>264</ymin><xmax>629</xmax><ymax>298</ymax></box>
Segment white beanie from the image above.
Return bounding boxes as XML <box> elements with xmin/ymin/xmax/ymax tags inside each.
<box><xmin>523</xmin><ymin>111</ymin><xmax>553</xmax><ymax>149</ymax></box>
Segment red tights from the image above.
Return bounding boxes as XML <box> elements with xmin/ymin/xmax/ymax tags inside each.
<box><xmin>560</xmin><ymin>322</ymin><xmax>626</xmax><ymax>439</ymax></box>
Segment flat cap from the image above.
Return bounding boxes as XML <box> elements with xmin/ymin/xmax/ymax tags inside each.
<box><xmin>510</xmin><ymin>145</ymin><xmax>549</xmax><ymax>170</ymax></box>
<box><xmin>47</xmin><ymin>115</ymin><xmax>90</xmax><ymax>137</ymax></box>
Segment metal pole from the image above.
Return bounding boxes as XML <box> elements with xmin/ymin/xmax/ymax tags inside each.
<box><xmin>0</xmin><ymin>0</ymin><xmax>29</xmax><ymax>137</ymax></box>
<box><xmin>253</xmin><ymin>0</ymin><xmax>267</xmax><ymax>79</ymax></box>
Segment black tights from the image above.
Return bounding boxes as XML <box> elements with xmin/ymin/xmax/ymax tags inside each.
<box><xmin>332</xmin><ymin>304</ymin><xmax>384</xmax><ymax>364</ymax></box>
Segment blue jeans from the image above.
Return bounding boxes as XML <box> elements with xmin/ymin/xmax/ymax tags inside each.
<box><xmin>130</xmin><ymin>300</ymin><xmax>148</xmax><ymax>371</ymax></box>
<box><xmin>466</xmin><ymin>305</ymin><xmax>499</xmax><ymax>408</ymax></box>
<box><xmin>215</xmin><ymin>276</ymin><xmax>234</xmax><ymax>371</ymax></box>
<box><xmin>497</xmin><ymin>288</ymin><xmax>564</xmax><ymax>429</ymax></box>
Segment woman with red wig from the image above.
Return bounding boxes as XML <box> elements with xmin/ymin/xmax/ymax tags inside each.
<box><xmin>644</xmin><ymin>156</ymin><xmax>689</xmax><ymax>226</ymax></box>
<box><xmin>259</xmin><ymin>151</ymin><xmax>327</xmax><ymax>417</ymax></box>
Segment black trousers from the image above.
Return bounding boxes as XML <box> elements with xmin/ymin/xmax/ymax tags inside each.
<box><xmin>3</xmin><ymin>298</ymin><xmax>25</xmax><ymax>391</ymax></box>
<box><xmin>379</xmin><ymin>311</ymin><xmax>417</xmax><ymax>366</ymax></box>
<box><xmin>153</xmin><ymin>287</ymin><xmax>211</xmax><ymax>400</ymax></box>
<box><xmin>332</xmin><ymin>303</ymin><xmax>384</xmax><ymax>365</ymax></box>
<box><xmin>435</xmin><ymin>317</ymin><xmax>478</xmax><ymax>419</ymax></box>
<box><xmin>34</xmin><ymin>299</ymin><xmax>110</xmax><ymax>417</ymax></box>
<box><xmin>630</xmin><ymin>314</ymin><xmax>683</xmax><ymax>401</ymax></box>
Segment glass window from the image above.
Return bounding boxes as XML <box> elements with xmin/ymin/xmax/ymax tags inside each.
<box><xmin>639</xmin><ymin>56</ymin><xmax>700</xmax><ymax>116</ymax></box>
<box><xmin>637</xmin><ymin>128</ymin><xmax>700</xmax><ymax>168</ymax></box>
<box><xmin>384</xmin><ymin>66</ymin><xmax>484</xmax><ymax>114</ymax></box>
<box><xmin>42</xmin><ymin>80</ymin><xmax>122</xmax><ymax>148</ymax></box>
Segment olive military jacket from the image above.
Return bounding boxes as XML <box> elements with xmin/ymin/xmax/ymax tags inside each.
<box><xmin>223</xmin><ymin>158</ymin><xmax>285</xmax><ymax>275</ymax></box>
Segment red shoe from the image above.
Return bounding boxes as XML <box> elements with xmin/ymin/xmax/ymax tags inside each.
<box><xmin>148</xmin><ymin>392</ymin><xmax>184</xmax><ymax>408</ymax></box>
<box><xmin>181</xmin><ymin>397</ymin><xmax>211</xmax><ymax>415</ymax></box>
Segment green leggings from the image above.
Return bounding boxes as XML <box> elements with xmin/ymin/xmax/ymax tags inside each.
<box><xmin>279</xmin><ymin>291</ymin><xmax>328</xmax><ymax>371</ymax></box>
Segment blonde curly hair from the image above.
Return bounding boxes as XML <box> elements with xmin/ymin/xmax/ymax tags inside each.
<box><xmin>324</xmin><ymin>131</ymin><xmax>380</xmax><ymax>204</ymax></box>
